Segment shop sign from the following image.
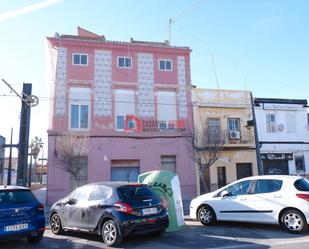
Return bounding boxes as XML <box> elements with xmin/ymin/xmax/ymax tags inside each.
<box><xmin>124</xmin><ymin>115</ymin><xmax>185</xmax><ymax>132</ymax></box>
<box><xmin>261</xmin><ymin>153</ymin><xmax>293</xmax><ymax>161</ymax></box>
<box><xmin>263</xmin><ymin>103</ymin><xmax>300</xmax><ymax>111</ymax></box>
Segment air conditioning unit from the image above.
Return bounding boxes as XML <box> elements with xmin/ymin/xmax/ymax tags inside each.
<box><xmin>229</xmin><ymin>130</ymin><xmax>240</xmax><ymax>140</ymax></box>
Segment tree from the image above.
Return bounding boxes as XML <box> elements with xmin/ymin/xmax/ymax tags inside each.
<box><xmin>30</xmin><ymin>136</ymin><xmax>43</xmax><ymax>184</ymax></box>
<box><xmin>188</xmin><ymin>124</ymin><xmax>224</xmax><ymax>194</ymax></box>
<box><xmin>54</xmin><ymin>133</ymin><xmax>89</xmax><ymax>190</ymax></box>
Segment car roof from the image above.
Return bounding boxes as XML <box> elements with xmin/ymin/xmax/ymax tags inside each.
<box><xmin>0</xmin><ymin>185</ymin><xmax>29</xmax><ymax>191</ymax></box>
<box><xmin>239</xmin><ymin>175</ymin><xmax>303</xmax><ymax>181</ymax></box>
<box><xmin>81</xmin><ymin>181</ymin><xmax>144</xmax><ymax>189</ymax></box>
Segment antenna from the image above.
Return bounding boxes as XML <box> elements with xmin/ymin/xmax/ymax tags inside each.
<box><xmin>168</xmin><ymin>17</ymin><xmax>173</xmax><ymax>44</ymax></box>
<box><xmin>209</xmin><ymin>54</ymin><xmax>220</xmax><ymax>94</ymax></box>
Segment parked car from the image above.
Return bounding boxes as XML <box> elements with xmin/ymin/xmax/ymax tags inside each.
<box><xmin>190</xmin><ymin>175</ymin><xmax>309</xmax><ymax>233</ymax></box>
<box><xmin>50</xmin><ymin>182</ymin><xmax>169</xmax><ymax>247</ymax></box>
<box><xmin>0</xmin><ymin>185</ymin><xmax>45</xmax><ymax>244</ymax></box>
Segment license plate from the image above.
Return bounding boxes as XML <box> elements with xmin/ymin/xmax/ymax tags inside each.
<box><xmin>142</xmin><ymin>207</ymin><xmax>157</xmax><ymax>215</ymax></box>
<box><xmin>4</xmin><ymin>223</ymin><xmax>28</xmax><ymax>232</ymax></box>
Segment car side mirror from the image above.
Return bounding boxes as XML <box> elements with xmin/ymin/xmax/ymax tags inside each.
<box><xmin>221</xmin><ymin>190</ymin><xmax>230</xmax><ymax>198</ymax></box>
<box><xmin>67</xmin><ymin>198</ymin><xmax>77</xmax><ymax>205</ymax></box>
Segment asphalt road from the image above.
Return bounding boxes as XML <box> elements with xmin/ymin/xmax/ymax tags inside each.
<box><xmin>2</xmin><ymin>219</ymin><xmax>309</xmax><ymax>249</ymax></box>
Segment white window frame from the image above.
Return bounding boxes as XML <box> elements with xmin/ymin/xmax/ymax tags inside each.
<box><xmin>72</xmin><ymin>53</ymin><xmax>88</xmax><ymax>66</ymax></box>
<box><xmin>117</xmin><ymin>56</ymin><xmax>132</xmax><ymax>69</ymax></box>
<box><xmin>266</xmin><ymin>113</ymin><xmax>276</xmax><ymax>133</ymax></box>
<box><xmin>114</xmin><ymin>89</ymin><xmax>135</xmax><ymax>131</ymax></box>
<box><xmin>69</xmin><ymin>88</ymin><xmax>90</xmax><ymax>130</ymax></box>
<box><xmin>158</xmin><ymin>59</ymin><xmax>173</xmax><ymax>71</ymax></box>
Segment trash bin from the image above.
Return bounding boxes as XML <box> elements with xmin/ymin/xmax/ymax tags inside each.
<box><xmin>138</xmin><ymin>170</ymin><xmax>185</xmax><ymax>232</ymax></box>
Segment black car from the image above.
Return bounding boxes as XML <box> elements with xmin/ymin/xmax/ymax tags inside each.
<box><xmin>50</xmin><ymin>182</ymin><xmax>169</xmax><ymax>246</ymax></box>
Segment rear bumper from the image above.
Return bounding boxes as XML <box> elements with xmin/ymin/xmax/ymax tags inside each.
<box><xmin>119</xmin><ymin>214</ymin><xmax>169</xmax><ymax>237</ymax></box>
<box><xmin>0</xmin><ymin>217</ymin><xmax>45</xmax><ymax>239</ymax></box>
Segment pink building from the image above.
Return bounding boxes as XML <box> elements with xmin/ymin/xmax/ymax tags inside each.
<box><xmin>46</xmin><ymin>27</ymin><xmax>196</xmax><ymax>204</ymax></box>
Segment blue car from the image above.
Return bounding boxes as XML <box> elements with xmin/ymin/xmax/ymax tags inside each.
<box><xmin>0</xmin><ymin>185</ymin><xmax>45</xmax><ymax>244</ymax></box>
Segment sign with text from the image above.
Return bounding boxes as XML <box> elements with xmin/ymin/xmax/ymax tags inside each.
<box><xmin>261</xmin><ymin>153</ymin><xmax>293</xmax><ymax>161</ymax></box>
<box><xmin>124</xmin><ymin>115</ymin><xmax>185</xmax><ymax>132</ymax></box>
<box><xmin>263</xmin><ymin>103</ymin><xmax>300</xmax><ymax>111</ymax></box>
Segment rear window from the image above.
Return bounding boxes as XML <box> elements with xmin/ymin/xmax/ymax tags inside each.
<box><xmin>0</xmin><ymin>190</ymin><xmax>37</xmax><ymax>205</ymax></box>
<box><xmin>294</xmin><ymin>178</ymin><xmax>309</xmax><ymax>191</ymax></box>
<box><xmin>253</xmin><ymin>180</ymin><xmax>283</xmax><ymax>194</ymax></box>
<box><xmin>117</xmin><ymin>185</ymin><xmax>156</xmax><ymax>202</ymax></box>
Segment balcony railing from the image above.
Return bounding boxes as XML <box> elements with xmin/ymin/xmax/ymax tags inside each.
<box><xmin>221</xmin><ymin>129</ymin><xmax>255</xmax><ymax>146</ymax></box>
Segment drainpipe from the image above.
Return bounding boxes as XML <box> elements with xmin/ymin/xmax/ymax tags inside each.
<box><xmin>250</xmin><ymin>92</ymin><xmax>263</xmax><ymax>175</ymax></box>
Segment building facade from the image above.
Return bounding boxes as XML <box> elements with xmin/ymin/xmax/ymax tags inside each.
<box><xmin>254</xmin><ymin>98</ymin><xmax>309</xmax><ymax>176</ymax></box>
<box><xmin>46</xmin><ymin>27</ymin><xmax>196</xmax><ymax>203</ymax></box>
<box><xmin>192</xmin><ymin>88</ymin><xmax>258</xmax><ymax>193</ymax></box>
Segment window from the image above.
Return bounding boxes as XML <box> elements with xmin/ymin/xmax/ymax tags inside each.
<box><xmin>72</xmin><ymin>53</ymin><xmax>88</xmax><ymax>65</ymax></box>
<box><xmin>253</xmin><ymin>180</ymin><xmax>283</xmax><ymax>194</ymax></box>
<box><xmin>226</xmin><ymin>180</ymin><xmax>251</xmax><ymax>196</ymax></box>
<box><xmin>89</xmin><ymin>186</ymin><xmax>112</xmax><ymax>201</ymax></box>
<box><xmin>294</xmin><ymin>178</ymin><xmax>309</xmax><ymax>191</ymax></box>
<box><xmin>0</xmin><ymin>190</ymin><xmax>36</xmax><ymax>204</ymax></box>
<box><xmin>115</xmin><ymin>89</ymin><xmax>135</xmax><ymax>130</ymax></box>
<box><xmin>159</xmin><ymin>59</ymin><xmax>172</xmax><ymax>71</ymax></box>
<box><xmin>117</xmin><ymin>57</ymin><xmax>132</xmax><ymax>68</ymax></box>
<box><xmin>157</xmin><ymin>91</ymin><xmax>176</xmax><ymax>122</ymax></box>
<box><xmin>266</xmin><ymin>113</ymin><xmax>276</xmax><ymax>133</ymax></box>
<box><xmin>295</xmin><ymin>156</ymin><xmax>305</xmax><ymax>172</ymax></box>
<box><xmin>117</xmin><ymin>185</ymin><xmax>156</xmax><ymax>202</ymax></box>
<box><xmin>69</xmin><ymin>88</ymin><xmax>90</xmax><ymax>129</ymax></box>
<box><xmin>228</xmin><ymin>118</ymin><xmax>240</xmax><ymax>132</ymax></box>
<box><xmin>161</xmin><ymin>156</ymin><xmax>176</xmax><ymax>173</ymax></box>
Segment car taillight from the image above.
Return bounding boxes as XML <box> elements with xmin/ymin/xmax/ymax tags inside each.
<box><xmin>161</xmin><ymin>198</ymin><xmax>168</xmax><ymax>209</ymax></box>
<box><xmin>114</xmin><ymin>202</ymin><xmax>133</xmax><ymax>214</ymax></box>
<box><xmin>37</xmin><ymin>203</ymin><xmax>44</xmax><ymax>212</ymax></box>
<box><xmin>296</xmin><ymin>194</ymin><xmax>309</xmax><ymax>201</ymax></box>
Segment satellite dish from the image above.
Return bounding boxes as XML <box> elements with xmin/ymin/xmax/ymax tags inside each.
<box><xmin>277</xmin><ymin>124</ymin><xmax>284</xmax><ymax>132</ymax></box>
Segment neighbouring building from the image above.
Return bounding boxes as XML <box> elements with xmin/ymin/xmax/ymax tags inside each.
<box><xmin>46</xmin><ymin>27</ymin><xmax>196</xmax><ymax>203</ymax></box>
<box><xmin>0</xmin><ymin>135</ymin><xmax>5</xmax><ymax>184</ymax></box>
<box><xmin>192</xmin><ymin>88</ymin><xmax>258</xmax><ymax>193</ymax></box>
<box><xmin>254</xmin><ymin>98</ymin><xmax>309</xmax><ymax>176</ymax></box>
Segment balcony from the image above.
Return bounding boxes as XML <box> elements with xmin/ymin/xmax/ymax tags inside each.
<box><xmin>222</xmin><ymin>129</ymin><xmax>255</xmax><ymax>148</ymax></box>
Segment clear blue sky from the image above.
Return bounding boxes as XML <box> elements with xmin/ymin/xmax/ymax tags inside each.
<box><xmin>0</xmin><ymin>0</ymin><xmax>308</xmax><ymax>152</ymax></box>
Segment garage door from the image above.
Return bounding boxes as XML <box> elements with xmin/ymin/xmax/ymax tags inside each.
<box><xmin>111</xmin><ymin>160</ymin><xmax>140</xmax><ymax>182</ymax></box>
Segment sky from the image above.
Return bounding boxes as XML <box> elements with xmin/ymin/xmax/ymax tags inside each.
<box><xmin>0</xmin><ymin>0</ymin><xmax>308</xmax><ymax>156</ymax></box>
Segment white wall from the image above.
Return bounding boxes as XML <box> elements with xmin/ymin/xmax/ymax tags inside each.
<box><xmin>255</xmin><ymin>103</ymin><xmax>309</xmax><ymax>174</ymax></box>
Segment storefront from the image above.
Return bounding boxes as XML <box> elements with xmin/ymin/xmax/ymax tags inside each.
<box><xmin>261</xmin><ymin>153</ymin><xmax>293</xmax><ymax>175</ymax></box>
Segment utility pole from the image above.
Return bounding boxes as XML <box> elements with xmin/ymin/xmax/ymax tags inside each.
<box><xmin>250</xmin><ymin>92</ymin><xmax>263</xmax><ymax>175</ymax></box>
<box><xmin>2</xmin><ymin>79</ymin><xmax>39</xmax><ymax>187</ymax></box>
<box><xmin>7</xmin><ymin>128</ymin><xmax>13</xmax><ymax>185</ymax></box>
<box><xmin>17</xmin><ymin>83</ymin><xmax>32</xmax><ymax>186</ymax></box>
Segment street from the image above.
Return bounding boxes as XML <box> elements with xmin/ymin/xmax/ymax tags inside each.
<box><xmin>2</xmin><ymin>219</ymin><xmax>309</xmax><ymax>249</ymax></box>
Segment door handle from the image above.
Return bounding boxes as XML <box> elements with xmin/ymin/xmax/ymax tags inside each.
<box><xmin>273</xmin><ymin>195</ymin><xmax>282</xmax><ymax>198</ymax></box>
<box><xmin>239</xmin><ymin>197</ymin><xmax>247</xmax><ymax>201</ymax></box>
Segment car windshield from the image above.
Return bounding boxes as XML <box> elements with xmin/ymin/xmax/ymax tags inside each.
<box><xmin>117</xmin><ymin>185</ymin><xmax>156</xmax><ymax>202</ymax></box>
<box><xmin>294</xmin><ymin>178</ymin><xmax>309</xmax><ymax>191</ymax></box>
<box><xmin>0</xmin><ymin>190</ymin><xmax>37</xmax><ymax>205</ymax></box>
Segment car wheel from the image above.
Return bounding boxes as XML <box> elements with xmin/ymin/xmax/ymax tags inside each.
<box><xmin>27</xmin><ymin>231</ymin><xmax>44</xmax><ymax>244</ymax></box>
<box><xmin>280</xmin><ymin>209</ymin><xmax>308</xmax><ymax>234</ymax></box>
<box><xmin>150</xmin><ymin>229</ymin><xmax>165</xmax><ymax>236</ymax></box>
<box><xmin>50</xmin><ymin>213</ymin><xmax>64</xmax><ymax>235</ymax></box>
<box><xmin>102</xmin><ymin>219</ymin><xmax>122</xmax><ymax>247</ymax></box>
<box><xmin>198</xmin><ymin>205</ymin><xmax>216</xmax><ymax>226</ymax></box>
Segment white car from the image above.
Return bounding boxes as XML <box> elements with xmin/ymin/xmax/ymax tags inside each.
<box><xmin>190</xmin><ymin>175</ymin><xmax>309</xmax><ymax>233</ymax></box>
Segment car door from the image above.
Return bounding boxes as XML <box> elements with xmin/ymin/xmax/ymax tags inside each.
<box><xmin>61</xmin><ymin>186</ymin><xmax>91</xmax><ymax>228</ymax></box>
<box><xmin>211</xmin><ymin>180</ymin><xmax>252</xmax><ymax>222</ymax></box>
<box><xmin>81</xmin><ymin>185</ymin><xmax>113</xmax><ymax>230</ymax></box>
<box><xmin>245</xmin><ymin>179</ymin><xmax>284</xmax><ymax>223</ymax></box>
